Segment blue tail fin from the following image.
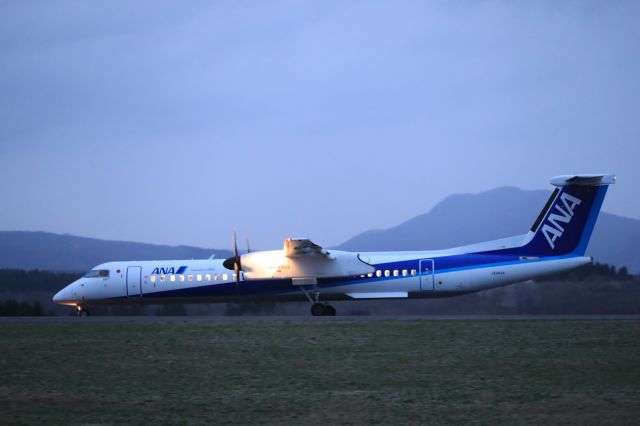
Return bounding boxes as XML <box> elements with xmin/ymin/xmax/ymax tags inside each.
<box><xmin>520</xmin><ymin>174</ymin><xmax>615</xmax><ymax>257</ymax></box>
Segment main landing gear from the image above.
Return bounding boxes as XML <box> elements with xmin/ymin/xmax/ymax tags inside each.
<box><xmin>300</xmin><ymin>284</ymin><xmax>337</xmax><ymax>316</ymax></box>
<box><xmin>311</xmin><ymin>302</ymin><xmax>336</xmax><ymax>317</ymax></box>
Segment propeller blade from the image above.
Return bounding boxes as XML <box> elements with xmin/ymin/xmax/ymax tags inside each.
<box><xmin>232</xmin><ymin>231</ymin><xmax>241</xmax><ymax>270</ymax></box>
<box><xmin>246</xmin><ymin>238</ymin><xmax>252</xmax><ymax>254</ymax></box>
<box><xmin>223</xmin><ymin>231</ymin><xmax>242</xmax><ymax>273</ymax></box>
<box><xmin>234</xmin><ymin>263</ymin><xmax>240</xmax><ymax>286</ymax></box>
<box><xmin>233</xmin><ymin>231</ymin><xmax>241</xmax><ymax>287</ymax></box>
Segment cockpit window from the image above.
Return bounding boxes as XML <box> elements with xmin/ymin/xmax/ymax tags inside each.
<box><xmin>83</xmin><ymin>269</ymin><xmax>110</xmax><ymax>278</ymax></box>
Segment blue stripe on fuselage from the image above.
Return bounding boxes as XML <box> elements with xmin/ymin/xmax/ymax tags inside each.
<box><xmin>108</xmin><ymin>250</ymin><xmax>574</xmax><ymax>301</ymax></box>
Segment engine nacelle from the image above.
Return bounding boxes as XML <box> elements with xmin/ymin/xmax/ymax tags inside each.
<box><xmin>240</xmin><ymin>250</ymin><xmax>375</xmax><ymax>280</ymax></box>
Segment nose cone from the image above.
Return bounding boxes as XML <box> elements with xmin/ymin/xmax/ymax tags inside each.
<box><xmin>53</xmin><ymin>285</ymin><xmax>75</xmax><ymax>306</ymax></box>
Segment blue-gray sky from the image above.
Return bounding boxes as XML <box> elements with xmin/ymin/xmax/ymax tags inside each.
<box><xmin>1</xmin><ymin>1</ymin><xmax>639</xmax><ymax>250</ymax></box>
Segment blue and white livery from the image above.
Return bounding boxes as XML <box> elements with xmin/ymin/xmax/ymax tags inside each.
<box><xmin>53</xmin><ymin>174</ymin><xmax>615</xmax><ymax>316</ymax></box>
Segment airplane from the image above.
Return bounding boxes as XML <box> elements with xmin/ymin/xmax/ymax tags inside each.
<box><xmin>53</xmin><ymin>173</ymin><xmax>615</xmax><ymax>317</ymax></box>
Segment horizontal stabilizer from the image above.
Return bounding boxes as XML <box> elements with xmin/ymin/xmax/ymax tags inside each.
<box><xmin>550</xmin><ymin>174</ymin><xmax>616</xmax><ymax>187</ymax></box>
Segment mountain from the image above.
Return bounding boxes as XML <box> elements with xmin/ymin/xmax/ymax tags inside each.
<box><xmin>0</xmin><ymin>231</ymin><xmax>231</xmax><ymax>272</ymax></box>
<box><xmin>2</xmin><ymin>186</ymin><xmax>639</xmax><ymax>274</ymax></box>
<box><xmin>336</xmin><ymin>187</ymin><xmax>640</xmax><ymax>274</ymax></box>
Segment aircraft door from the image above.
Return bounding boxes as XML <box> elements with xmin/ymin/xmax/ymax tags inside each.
<box><xmin>419</xmin><ymin>259</ymin><xmax>435</xmax><ymax>291</ymax></box>
<box><xmin>126</xmin><ymin>266</ymin><xmax>142</xmax><ymax>297</ymax></box>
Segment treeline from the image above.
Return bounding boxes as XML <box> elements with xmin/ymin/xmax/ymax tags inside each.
<box><xmin>0</xmin><ymin>299</ymin><xmax>44</xmax><ymax>316</ymax></box>
<box><xmin>0</xmin><ymin>269</ymin><xmax>82</xmax><ymax>316</ymax></box>
<box><xmin>537</xmin><ymin>261</ymin><xmax>634</xmax><ymax>282</ymax></box>
<box><xmin>0</xmin><ymin>269</ymin><xmax>82</xmax><ymax>292</ymax></box>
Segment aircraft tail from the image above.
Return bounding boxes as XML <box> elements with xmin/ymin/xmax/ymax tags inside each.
<box><xmin>519</xmin><ymin>174</ymin><xmax>615</xmax><ymax>257</ymax></box>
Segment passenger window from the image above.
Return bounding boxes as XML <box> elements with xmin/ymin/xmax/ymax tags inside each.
<box><xmin>402</xmin><ymin>269</ymin><xmax>408</xmax><ymax>276</ymax></box>
<box><xmin>223</xmin><ymin>273</ymin><xmax>228</xmax><ymax>281</ymax></box>
<box><xmin>160</xmin><ymin>275</ymin><xmax>165</xmax><ymax>282</ymax></box>
<box><xmin>393</xmin><ymin>270</ymin><xmax>399</xmax><ymax>277</ymax></box>
<box><xmin>376</xmin><ymin>270</ymin><xmax>382</xmax><ymax>277</ymax></box>
<box><xmin>179</xmin><ymin>275</ymin><xmax>185</xmax><ymax>282</ymax></box>
<box><xmin>411</xmin><ymin>269</ymin><xmax>417</xmax><ymax>276</ymax></box>
<box><xmin>367</xmin><ymin>273</ymin><xmax>373</xmax><ymax>278</ymax></box>
<box><xmin>384</xmin><ymin>270</ymin><xmax>390</xmax><ymax>277</ymax></box>
<box><xmin>150</xmin><ymin>275</ymin><xmax>156</xmax><ymax>283</ymax></box>
<box><xmin>232</xmin><ymin>273</ymin><xmax>237</xmax><ymax>281</ymax></box>
<box><xmin>197</xmin><ymin>274</ymin><xmax>202</xmax><ymax>282</ymax></box>
<box><xmin>188</xmin><ymin>274</ymin><xmax>193</xmax><ymax>281</ymax></box>
<box><xmin>214</xmin><ymin>274</ymin><xmax>218</xmax><ymax>281</ymax></box>
<box><xmin>170</xmin><ymin>275</ymin><xmax>176</xmax><ymax>282</ymax></box>
<box><xmin>205</xmin><ymin>274</ymin><xmax>211</xmax><ymax>281</ymax></box>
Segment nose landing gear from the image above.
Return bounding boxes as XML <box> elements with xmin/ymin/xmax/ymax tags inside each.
<box><xmin>76</xmin><ymin>306</ymin><xmax>90</xmax><ymax>317</ymax></box>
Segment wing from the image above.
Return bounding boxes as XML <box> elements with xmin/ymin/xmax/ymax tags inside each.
<box><xmin>283</xmin><ymin>238</ymin><xmax>332</xmax><ymax>259</ymax></box>
<box><xmin>240</xmin><ymin>239</ymin><xmax>374</xmax><ymax>279</ymax></box>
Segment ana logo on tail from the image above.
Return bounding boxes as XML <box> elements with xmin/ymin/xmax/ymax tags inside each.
<box><xmin>542</xmin><ymin>192</ymin><xmax>582</xmax><ymax>249</ymax></box>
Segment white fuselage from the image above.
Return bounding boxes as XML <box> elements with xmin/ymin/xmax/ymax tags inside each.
<box><xmin>53</xmin><ymin>173</ymin><xmax>615</xmax><ymax>312</ymax></box>
<box><xmin>53</xmin><ymin>251</ymin><xmax>591</xmax><ymax>307</ymax></box>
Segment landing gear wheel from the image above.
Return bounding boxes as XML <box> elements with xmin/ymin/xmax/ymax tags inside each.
<box><xmin>310</xmin><ymin>303</ymin><xmax>336</xmax><ymax>316</ymax></box>
<box><xmin>311</xmin><ymin>302</ymin><xmax>326</xmax><ymax>316</ymax></box>
<box><xmin>77</xmin><ymin>308</ymin><xmax>90</xmax><ymax>317</ymax></box>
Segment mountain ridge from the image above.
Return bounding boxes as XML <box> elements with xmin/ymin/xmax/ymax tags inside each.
<box><xmin>1</xmin><ymin>186</ymin><xmax>638</xmax><ymax>273</ymax></box>
<box><xmin>0</xmin><ymin>231</ymin><xmax>231</xmax><ymax>272</ymax></box>
<box><xmin>336</xmin><ymin>187</ymin><xmax>640</xmax><ymax>273</ymax></box>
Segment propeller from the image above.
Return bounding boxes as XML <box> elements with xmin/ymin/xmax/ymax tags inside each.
<box><xmin>222</xmin><ymin>232</ymin><xmax>243</xmax><ymax>289</ymax></box>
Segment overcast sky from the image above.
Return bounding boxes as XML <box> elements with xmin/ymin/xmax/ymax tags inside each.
<box><xmin>1</xmin><ymin>1</ymin><xmax>638</xmax><ymax>250</ymax></box>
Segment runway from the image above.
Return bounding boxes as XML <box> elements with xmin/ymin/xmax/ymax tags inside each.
<box><xmin>2</xmin><ymin>314</ymin><xmax>640</xmax><ymax>323</ymax></box>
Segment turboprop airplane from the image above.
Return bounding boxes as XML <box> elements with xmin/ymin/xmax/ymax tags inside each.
<box><xmin>53</xmin><ymin>174</ymin><xmax>615</xmax><ymax>316</ymax></box>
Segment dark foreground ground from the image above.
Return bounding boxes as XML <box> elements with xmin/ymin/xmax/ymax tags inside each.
<box><xmin>1</xmin><ymin>320</ymin><xmax>639</xmax><ymax>425</ymax></box>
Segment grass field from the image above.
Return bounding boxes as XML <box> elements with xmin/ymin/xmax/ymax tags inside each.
<box><xmin>1</xmin><ymin>320</ymin><xmax>639</xmax><ymax>425</ymax></box>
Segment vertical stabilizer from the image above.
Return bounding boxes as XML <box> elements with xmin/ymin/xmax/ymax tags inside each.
<box><xmin>520</xmin><ymin>174</ymin><xmax>615</xmax><ymax>257</ymax></box>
